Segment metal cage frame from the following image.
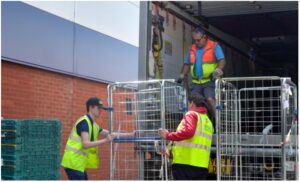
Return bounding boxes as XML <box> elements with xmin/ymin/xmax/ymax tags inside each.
<box><xmin>215</xmin><ymin>77</ymin><xmax>298</xmax><ymax>180</ymax></box>
<box><xmin>108</xmin><ymin>80</ymin><xmax>187</xmax><ymax>180</ymax></box>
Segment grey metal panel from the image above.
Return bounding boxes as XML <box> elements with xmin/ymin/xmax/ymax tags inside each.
<box><xmin>201</xmin><ymin>1</ymin><xmax>298</xmax><ymax>17</ymax></box>
<box><xmin>74</xmin><ymin>24</ymin><xmax>138</xmax><ymax>82</ymax></box>
<box><xmin>176</xmin><ymin>1</ymin><xmax>298</xmax><ymax>17</ymax></box>
<box><xmin>138</xmin><ymin>1</ymin><xmax>150</xmax><ymax>80</ymax></box>
<box><xmin>1</xmin><ymin>2</ymin><xmax>74</xmax><ymax>73</ymax></box>
<box><xmin>2</xmin><ymin>1</ymin><xmax>139</xmax><ymax>83</ymax></box>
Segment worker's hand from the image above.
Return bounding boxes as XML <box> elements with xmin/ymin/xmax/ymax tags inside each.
<box><xmin>158</xmin><ymin>128</ymin><xmax>169</xmax><ymax>139</ymax></box>
<box><xmin>211</xmin><ymin>68</ymin><xmax>223</xmax><ymax>81</ymax></box>
<box><xmin>129</xmin><ymin>131</ymin><xmax>136</xmax><ymax>137</ymax></box>
<box><xmin>110</xmin><ymin>133</ymin><xmax>118</xmax><ymax>139</ymax></box>
<box><xmin>176</xmin><ymin>74</ymin><xmax>184</xmax><ymax>84</ymax></box>
<box><xmin>163</xmin><ymin>149</ymin><xmax>172</xmax><ymax>159</ymax></box>
<box><xmin>106</xmin><ymin>134</ymin><xmax>114</xmax><ymax>142</ymax></box>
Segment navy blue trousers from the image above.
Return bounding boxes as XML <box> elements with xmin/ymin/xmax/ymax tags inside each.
<box><xmin>64</xmin><ymin>168</ymin><xmax>88</xmax><ymax>180</ymax></box>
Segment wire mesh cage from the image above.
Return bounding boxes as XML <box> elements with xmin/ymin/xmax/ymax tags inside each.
<box><xmin>215</xmin><ymin>77</ymin><xmax>298</xmax><ymax>180</ymax></box>
<box><xmin>108</xmin><ymin>80</ymin><xmax>187</xmax><ymax>180</ymax></box>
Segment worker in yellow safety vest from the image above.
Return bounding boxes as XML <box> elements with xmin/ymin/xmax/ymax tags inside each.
<box><xmin>61</xmin><ymin>97</ymin><xmax>133</xmax><ymax>180</ymax></box>
<box><xmin>158</xmin><ymin>92</ymin><xmax>214</xmax><ymax>180</ymax></box>
<box><xmin>177</xmin><ymin>27</ymin><xmax>226</xmax><ymax>123</ymax></box>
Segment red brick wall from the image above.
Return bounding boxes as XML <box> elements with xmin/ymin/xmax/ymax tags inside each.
<box><xmin>1</xmin><ymin>61</ymin><xmax>111</xmax><ymax>180</ymax></box>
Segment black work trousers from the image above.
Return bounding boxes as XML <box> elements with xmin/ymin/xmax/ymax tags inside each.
<box><xmin>172</xmin><ymin>164</ymin><xmax>208</xmax><ymax>180</ymax></box>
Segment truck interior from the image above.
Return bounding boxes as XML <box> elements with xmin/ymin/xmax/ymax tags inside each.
<box><xmin>138</xmin><ymin>1</ymin><xmax>298</xmax><ymax>180</ymax></box>
<box><xmin>144</xmin><ymin>1</ymin><xmax>298</xmax><ymax>84</ymax></box>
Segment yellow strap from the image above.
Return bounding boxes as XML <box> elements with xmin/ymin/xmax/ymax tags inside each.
<box><xmin>1</xmin><ymin>130</ymin><xmax>16</xmax><ymax>132</ymax></box>
<box><xmin>65</xmin><ymin>146</ymin><xmax>87</xmax><ymax>157</ymax></box>
<box><xmin>174</xmin><ymin>141</ymin><xmax>211</xmax><ymax>152</ymax></box>
<box><xmin>1</xmin><ymin>144</ymin><xmax>16</xmax><ymax>147</ymax></box>
<box><xmin>68</xmin><ymin>115</ymin><xmax>89</xmax><ymax>141</ymax></box>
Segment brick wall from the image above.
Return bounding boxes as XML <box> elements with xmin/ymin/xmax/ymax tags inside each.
<box><xmin>1</xmin><ymin>61</ymin><xmax>111</xmax><ymax>180</ymax></box>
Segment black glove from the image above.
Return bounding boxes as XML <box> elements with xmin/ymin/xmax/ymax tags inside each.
<box><xmin>177</xmin><ymin>74</ymin><xmax>184</xmax><ymax>84</ymax></box>
<box><xmin>177</xmin><ymin>77</ymin><xmax>183</xmax><ymax>84</ymax></box>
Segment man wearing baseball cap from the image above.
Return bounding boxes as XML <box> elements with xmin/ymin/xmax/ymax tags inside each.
<box><xmin>61</xmin><ymin>97</ymin><xmax>133</xmax><ymax>180</ymax></box>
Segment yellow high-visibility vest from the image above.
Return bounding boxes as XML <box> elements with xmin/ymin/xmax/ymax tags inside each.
<box><xmin>172</xmin><ymin>111</ymin><xmax>214</xmax><ymax>168</ymax></box>
<box><xmin>61</xmin><ymin>115</ymin><xmax>100</xmax><ymax>172</ymax></box>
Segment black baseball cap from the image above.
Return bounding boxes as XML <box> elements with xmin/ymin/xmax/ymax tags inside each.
<box><xmin>86</xmin><ymin>97</ymin><xmax>108</xmax><ymax>110</ymax></box>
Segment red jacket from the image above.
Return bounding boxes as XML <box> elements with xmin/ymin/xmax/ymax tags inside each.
<box><xmin>166</xmin><ymin>107</ymin><xmax>208</xmax><ymax>141</ymax></box>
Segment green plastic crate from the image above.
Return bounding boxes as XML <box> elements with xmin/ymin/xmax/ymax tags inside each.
<box><xmin>1</xmin><ymin>119</ymin><xmax>62</xmax><ymax>180</ymax></box>
<box><xmin>1</xmin><ymin>154</ymin><xmax>60</xmax><ymax>179</ymax></box>
<box><xmin>2</xmin><ymin>173</ymin><xmax>60</xmax><ymax>180</ymax></box>
<box><xmin>1</xmin><ymin>119</ymin><xmax>61</xmax><ymax>155</ymax></box>
<box><xmin>1</xmin><ymin>142</ymin><xmax>60</xmax><ymax>155</ymax></box>
<box><xmin>2</xmin><ymin>119</ymin><xmax>61</xmax><ymax>138</ymax></box>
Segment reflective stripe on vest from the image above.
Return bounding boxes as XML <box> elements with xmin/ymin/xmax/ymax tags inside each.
<box><xmin>189</xmin><ymin>39</ymin><xmax>218</xmax><ymax>84</ymax></box>
<box><xmin>65</xmin><ymin>145</ymin><xmax>87</xmax><ymax>157</ymax></box>
<box><xmin>69</xmin><ymin>135</ymin><xmax>81</xmax><ymax>143</ymax></box>
<box><xmin>173</xmin><ymin>141</ymin><xmax>211</xmax><ymax>152</ymax></box>
<box><xmin>172</xmin><ymin>111</ymin><xmax>213</xmax><ymax>168</ymax></box>
<box><xmin>195</xmin><ymin>130</ymin><xmax>213</xmax><ymax>141</ymax></box>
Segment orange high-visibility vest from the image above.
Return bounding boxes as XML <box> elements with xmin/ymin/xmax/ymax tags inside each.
<box><xmin>189</xmin><ymin>39</ymin><xmax>218</xmax><ymax>84</ymax></box>
<box><xmin>189</xmin><ymin>39</ymin><xmax>217</xmax><ymax>64</ymax></box>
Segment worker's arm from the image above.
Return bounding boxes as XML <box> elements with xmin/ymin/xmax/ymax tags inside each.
<box><xmin>215</xmin><ymin>44</ymin><xmax>226</xmax><ymax>73</ymax></box>
<box><xmin>100</xmin><ymin>129</ymin><xmax>135</xmax><ymax>138</ymax></box>
<box><xmin>177</xmin><ymin>64</ymin><xmax>190</xmax><ymax>83</ymax></box>
<box><xmin>180</xmin><ymin>51</ymin><xmax>191</xmax><ymax>77</ymax></box>
<box><xmin>217</xmin><ymin>59</ymin><xmax>226</xmax><ymax>71</ymax></box>
<box><xmin>180</xmin><ymin>64</ymin><xmax>190</xmax><ymax>76</ymax></box>
<box><xmin>177</xmin><ymin>52</ymin><xmax>191</xmax><ymax>83</ymax></box>
<box><xmin>81</xmin><ymin>131</ymin><xmax>112</xmax><ymax>149</ymax></box>
<box><xmin>158</xmin><ymin>112</ymin><xmax>197</xmax><ymax>141</ymax></box>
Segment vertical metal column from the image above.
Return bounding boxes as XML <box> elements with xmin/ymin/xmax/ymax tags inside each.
<box><xmin>138</xmin><ymin>1</ymin><xmax>151</xmax><ymax>80</ymax></box>
<box><xmin>280</xmin><ymin>78</ymin><xmax>286</xmax><ymax>180</ymax></box>
<box><xmin>215</xmin><ymin>79</ymin><xmax>221</xmax><ymax>180</ymax></box>
<box><xmin>108</xmin><ymin>85</ymin><xmax>114</xmax><ymax>180</ymax></box>
<box><xmin>160</xmin><ymin>81</ymin><xmax>167</xmax><ymax>180</ymax></box>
